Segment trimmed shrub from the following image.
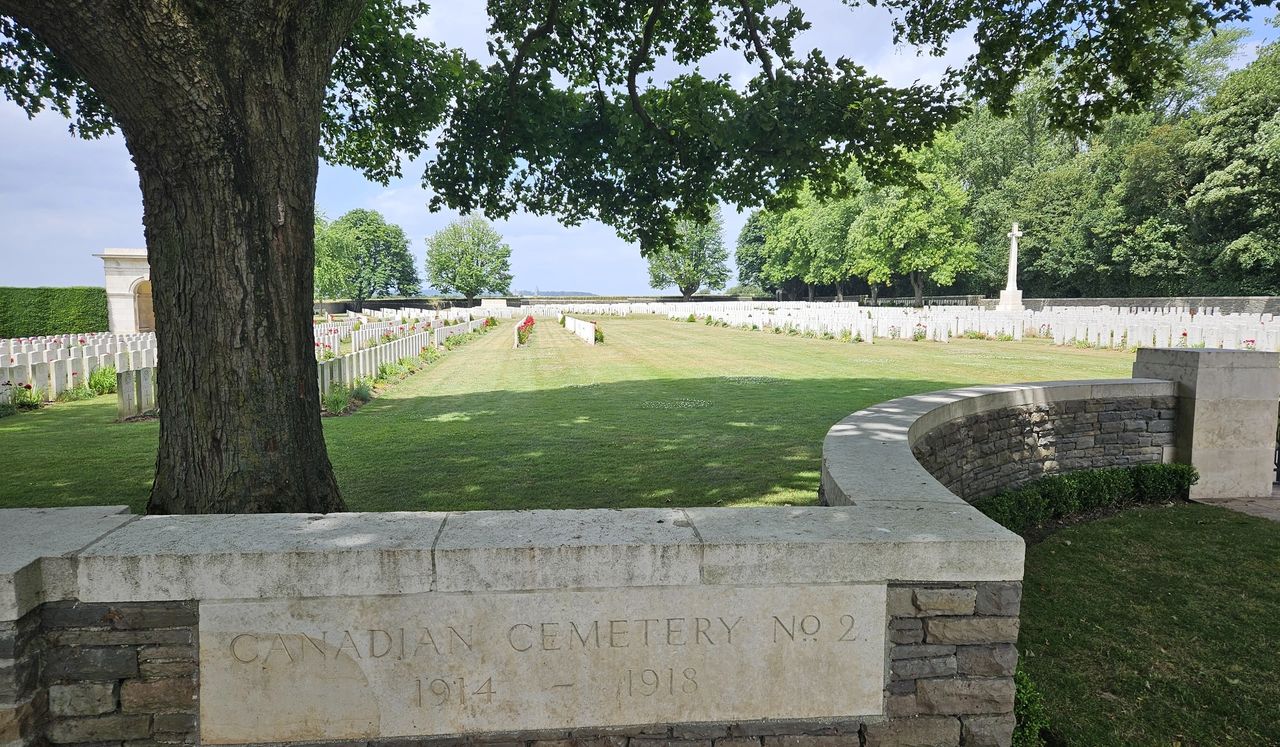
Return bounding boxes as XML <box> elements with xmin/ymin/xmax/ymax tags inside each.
<box><xmin>56</xmin><ymin>385</ymin><xmax>97</xmax><ymax>402</ymax></box>
<box><xmin>1013</xmin><ymin>665</ymin><xmax>1050</xmax><ymax>747</ymax></box>
<box><xmin>322</xmin><ymin>385</ymin><xmax>352</xmax><ymax>415</ymax></box>
<box><xmin>351</xmin><ymin>378</ymin><xmax>374</xmax><ymax>403</ymax></box>
<box><xmin>973</xmin><ymin>464</ymin><xmax>1199</xmax><ymax>535</ymax></box>
<box><xmin>0</xmin><ymin>287</ymin><xmax>109</xmax><ymax>337</ymax></box>
<box><xmin>594</xmin><ymin>326</ymin><xmax>605</xmax><ymax>344</ymax></box>
<box><xmin>88</xmin><ymin>365</ymin><xmax>118</xmax><ymax>395</ymax></box>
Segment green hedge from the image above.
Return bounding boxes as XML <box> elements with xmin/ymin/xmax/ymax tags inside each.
<box><xmin>0</xmin><ymin>287</ymin><xmax>110</xmax><ymax>338</ymax></box>
<box><xmin>974</xmin><ymin>463</ymin><xmax>1200</xmax><ymax>535</ymax></box>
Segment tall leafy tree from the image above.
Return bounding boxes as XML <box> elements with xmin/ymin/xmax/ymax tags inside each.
<box><xmin>648</xmin><ymin>207</ymin><xmax>730</xmax><ymax>300</ymax></box>
<box><xmin>1185</xmin><ymin>34</ymin><xmax>1280</xmax><ymax>292</ymax></box>
<box><xmin>846</xmin><ymin>134</ymin><xmax>977</xmax><ymax>306</ymax></box>
<box><xmin>1</xmin><ymin>0</ymin><xmax>1256</xmax><ymax>513</ymax></box>
<box><xmin>735</xmin><ymin>211</ymin><xmax>773</xmax><ymax>292</ymax></box>
<box><xmin>315</xmin><ymin>210</ymin><xmax>420</xmax><ymax>303</ymax></box>
<box><xmin>424</xmin><ymin>216</ymin><xmax>514</xmax><ymax>301</ymax></box>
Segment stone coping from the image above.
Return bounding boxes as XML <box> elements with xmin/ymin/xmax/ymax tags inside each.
<box><xmin>0</xmin><ymin>499</ymin><xmax>1024</xmax><ymax>622</ymax></box>
<box><xmin>820</xmin><ymin>379</ymin><xmax>1179</xmax><ymax>572</ymax></box>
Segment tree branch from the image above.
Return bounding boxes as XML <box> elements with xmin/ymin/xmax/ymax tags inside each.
<box><xmin>738</xmin><ymin>0</ymin><xmax>775</xmax><ymax>83</ymax></box>
<box><xmin>505</xmin><ymin>0</ymin><xmax>560</xmax><ymax>100</ymax></box>
<box><xmin>627</xmin><ymin>0</ymin><xmax>666</xmax><ymax>135</ymax></box>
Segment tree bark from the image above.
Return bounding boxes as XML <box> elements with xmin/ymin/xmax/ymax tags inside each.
<box><xmin>835</xmin><ymin>281</ymin><xmax>844</xmax><ymax>302</ymax></box>
<box><xmin>4</xmin><ymin>0</ymin><xmax>363</xmax><ymax>513</ymax></box>
<box><xmin>910</xmin><ymin>271</ymin><xmax>925</xmax><ymax>307</ymax></box>
<box><xmin>870</xmin><ymin>284</ymin><xmax>880</xmax><ymax>306</ymax></box>
<box><xmin>806</xmin><ymin>284</ymin><xmax>814</xmax><ymax>302</ymax></box>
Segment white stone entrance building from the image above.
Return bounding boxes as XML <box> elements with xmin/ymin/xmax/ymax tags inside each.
<box><xmin>95</xmin><ymin>248</ymin><xmax>153</xmax><ymax>334</ymax></box>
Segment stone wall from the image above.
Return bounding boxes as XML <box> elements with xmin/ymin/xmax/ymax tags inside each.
<box><xmin>5</xmin><ymin>584</ymin><xmax>1020</xmax><ymax>747</ymax></box>
<box><xmin>912</xmin><ymin>395</ymin><xmax>1177</xmax><ymax>501</ymax></box>
<box><xmin>42</xmin><ymin>601</ymin><xmax>198</xmax><ymax>747</ymax></box>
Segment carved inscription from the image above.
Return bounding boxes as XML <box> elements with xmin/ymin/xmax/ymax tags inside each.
<box><xmin>199</xmin><ymin>585</ymin><xmax>886</xmax><ymax>743</ymax></box>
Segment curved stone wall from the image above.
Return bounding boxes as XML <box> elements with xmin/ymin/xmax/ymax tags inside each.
<box><xmin>822</xmin><ymin>379</ymin><xmax>1178</xmax><ymax>507</ymax></box>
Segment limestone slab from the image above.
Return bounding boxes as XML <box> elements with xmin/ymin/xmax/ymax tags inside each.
<box><xmin>434</xmin><ymin>509</ymin><xmax>700</xmax><ymax>592</ymax></box>
<box><xmin>198</xmin><ymin>585</ymin><xmax>887</xmax><ymax>742</ymax></box>
<box><xmin>686</xmin><ymin>506</ymin><xmax>1023</xmax><ymax>584</ymax></box>
<box><xmin>76</xmin><ymin>512</ymin><xmax>445</xmax><ymax>603</ymax></box>
<box><xmin>0</xmin><ymin>507</ymin><xmax>134</xmax><ymax>620</ymax></box>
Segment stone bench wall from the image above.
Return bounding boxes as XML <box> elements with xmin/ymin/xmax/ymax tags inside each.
<box><xmin>911</xmin><ymin>394</ymin><xmax>1177</xmax><ymax>501</ymax></box>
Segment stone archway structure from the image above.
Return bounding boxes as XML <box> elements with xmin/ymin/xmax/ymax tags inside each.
<box><xmin>95</xmin><ymin>248</ymin><xmax>151</xmax><ymax>334</ymax></box>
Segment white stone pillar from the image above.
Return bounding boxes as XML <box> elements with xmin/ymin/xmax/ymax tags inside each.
<box><xmin>1133</xmin><ymin>348</ymin><xmax>1280</xmax><ymax>500</ymax></box>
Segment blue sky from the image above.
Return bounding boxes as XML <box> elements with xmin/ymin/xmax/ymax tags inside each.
<box><xmin>1</xmin><ymin>4</ymin><xmax>1276</xmax><ymax>294</ymax></box>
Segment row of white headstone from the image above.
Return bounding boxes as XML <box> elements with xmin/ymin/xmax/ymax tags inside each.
<box><xmin>1</xmin><ymin>335</ymin><xmax>157</xmax><ymax>404</ymax></box>
<box><xmin>513</xmin><ymin>300</ymin><xmax>1280</xmax><ymax>351</ymax></box>
<box><xmin>562</xmin><ymin>315</ymin><xmax>598</xmax><ymax>346</ymax></box>
<box><xmin>114</xmin><ymin>318</ymin><xmax>490</xmax><ymax>418</ymax></box>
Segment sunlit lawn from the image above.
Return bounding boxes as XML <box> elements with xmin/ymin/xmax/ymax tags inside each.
<box><xmin>0</xmin><ymin>315</ymin><xmax>1133</xmax><ymax>512</ymax></box>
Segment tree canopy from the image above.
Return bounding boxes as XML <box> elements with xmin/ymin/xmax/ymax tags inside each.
<box><xmin>647</xmin><ymin>207</ymin><xmax>731</xmax><ymax>299</ymax></box>
<box><xmin>3</xmin><ymin>0</ymin><xmax>1275</xmax><ymax>513</ymax></box>
<box><xmin>424</xmin><ymin>216</ymin><xmax>514</xmax><ymax>300</ymax></box>
<box><xmin>315</xmin><ymin>209</ymin><xmax>420</xmax><ymax>302</ymax></box>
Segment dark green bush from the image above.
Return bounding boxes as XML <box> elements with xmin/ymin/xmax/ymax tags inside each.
<box><xmin>0</xmin><ymin>287</ymin><xmax>109</xmax><ymax>337</ymax></box>
<box><xmin>88</xmin><ymin>365</ymin><xmax>117</xmax><ymax>395</ymax></box>
<box><xmin>594</xmin><ymin>326</ymin><xmax>605</xmax><ymax>344</ymax></box>
<box><xmin>973</xmin><ymin>463</ymin><xmax>1198</xmax><ymax>534</ymax></box>
<box><xmin>1013</xmin><ymin>665</ymin><xmax>1050</xmax><ymax>747</ymax></box>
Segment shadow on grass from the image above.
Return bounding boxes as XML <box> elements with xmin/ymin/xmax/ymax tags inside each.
<box><xmin>0</xmin><ymin>375</ymin><xmax>961</xmax><ymax>513</ymax></box>
<box><xmin>325</xmin><ymin>375</ymin><xmax>960</xmax><ymax>512</ymax></box>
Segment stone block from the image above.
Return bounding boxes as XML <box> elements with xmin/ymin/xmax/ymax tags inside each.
<box><xmin>911</xmin><ymin>589</ymin><xmax>976</xmax><ymax>617</ymax></box>
<box><xmin>761</xmin><ymin>737</ymin><xmax>859</xmax><ymax>747</ymax></box>
<box><xmin>119</xmin><ymin>679</ymin><xmax>196</xmax><ymax>713</ymax></box>
<box><xmin>973</xmin><ymin>584</ymin><xmax>1021</xmax><ymax>617</ymax></box>
<box><xmin>955</xmin><ymin>645</ymin><xmax>1018</xmax><ymax>677</ymax></box>
<box><xmin>138</xmin><ymin>647</ymin><xmax>195</xmax><ymax>663</ymax></box>
<box><xmin>916</xmin><ymin>678</ymin><xmax>1015</xmax><ymax>716</ymax></box>
<box><xmin>713</xmin><ymin>739</ymin><xmax>762</xmax><ymax>747</ymax></box>
<box><xmin>48</xmin><ymin>630</ymin><xmax>193</xmax><ymax>648</ymax></box>
<box><xmin>887</xmin><ymin>588</ymin><xmax>916</xmax><ymax>617</ymax></box>
<box><xmin>884</xmin><ymin>694</ymin><xmax>920</xmax><ymax>719</ymax></box>
<box><xmin>45</xmin><ymin>648</ymin><xmax>138</xmax><ymax>682</ymax></box>
<box><xmin>138</xmin><ymin>659</ymin><xmax>196</xmax><ymax>680</ymax></box>
<box><xmin>890</xmin><ymin>626</ymin><xmax>925</xmax><ymax>645</ymax></box>
<box><xmin>42</xmin><ymin>603</ymin><xmax>197</xmax><ymax>631</ymax></box>
<box><xmin>863</xmin><ymin>716</ymin><xmax>960</xmax><ymax>747</ymax></box>
<box><xmin>673</xmin><ymin>723</ymin><xmax>731</xmax><ymax>739</ymax></box>
<box><xmin>49</xmin><ymin>683</ymin><xmax>116</xmax><ymax>717</ymax></box>
<box><xmin>150</xmin><ymin>713</ymin><xmax>196</xmax><ymax>734</ymax></box>
<box><xmin>47</xmin><ymin>715</ymin><xmax>152</xmax><ymax>744</ymax></box>
<box><xmin>961</xmin><ymin>714</ymin><xmax>1015</xmax><ymax>747</ymax></box>
<box><xmin>892</xmin><ymin>644</ymin><xmax>957</xmax><ymax>660</ymax></box>
<box><xmin>924</xmin><ymin>618</ymin><xmax>1019</xmax><ymax>645</ymax></box>
<box><xmin>891</xmin><ymin>655</ymin><xmax>957</xmax><ymax>681</ymax></box>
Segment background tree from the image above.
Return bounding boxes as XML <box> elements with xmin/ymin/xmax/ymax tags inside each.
<box><xmin>1185</xmin><ymin>35</ymin><xmax>1280</xmax><ymax>292</ymax></box>
<box><xmin>648</xmin><ymin>208</ymin><xmax>730</xmax><ymax>300</ymax></box>
<box><xmin>424</xmin><ymin>216</ymin><xmax>514</xmax><ymax>301</ymax></box>
<box><xmin>846</xmin><ymin>134</ymin><xmax>977</xmax><ymax>306</ymax></box>
<box><xmin>734</xmin><ymin>212</ymin><xmax>774</xmax><ymax>293</ymax></box>
<box><xmin>2</xmin><ymin>0</ymin><xmax>1261</xmax><ymax>513</ymax></box>
<box><xmin>315</xmin><ymin>210</ymin><xmax>420</xmax><ymax>304</ymax></box>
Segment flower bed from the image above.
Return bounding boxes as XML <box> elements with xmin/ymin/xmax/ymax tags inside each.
<box><xmin>515</xmin><ymin>315</ymin><xmax>535</xmax><ymax>346</ymax></box>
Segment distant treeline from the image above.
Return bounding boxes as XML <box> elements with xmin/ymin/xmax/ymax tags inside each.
<box><xmin>737</xmin><ymin>28</ymin><xmax>1280</xmax><ymax>303</ymax></box>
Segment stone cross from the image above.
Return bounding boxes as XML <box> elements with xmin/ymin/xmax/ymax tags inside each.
<box><xmin>1005</xmin><ymin>222</ymin><xmax>1022</xmax><ymax>292</ymax></box>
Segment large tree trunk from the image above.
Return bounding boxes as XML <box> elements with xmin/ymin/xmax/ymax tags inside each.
<box><xmin>6</xmin><ymin>0</ymin><xmax>363</xmax><ymax>513</ymax></box>
<box><xmin>910</xmin><ymin>271</ymin><xmax>925</xmax><ymax>308</ymax></box>
<box><xmin>806</xmin><ymin>284</ymin><xmax>814</xmax><ymax>303</ymax></box>
<box><xmin>835</xmin><ymin>281</ymin><xmax>844</xmax><ymax>302</ymax></box>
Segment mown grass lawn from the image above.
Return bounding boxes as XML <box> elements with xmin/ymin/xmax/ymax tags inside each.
<box><xmin>0</xmin><ymin>315</ymin><xmax>1132</xmax><ymax>512</ymax></box>
<box><xmin>1</xmin><ymin>316</ymin><xmax>1276</xmax><ymax>743</ymax></box>
<box><xmin>1021</xmin><ymin>503</ymin><xmax>1280</xmax><ymax>746</ymax></box>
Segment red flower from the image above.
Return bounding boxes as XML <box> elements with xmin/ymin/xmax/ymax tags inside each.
<box><xmin>23</xmin><ymin>384</ymin><xmax>32</xmax><ymax>390</ymax></box>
